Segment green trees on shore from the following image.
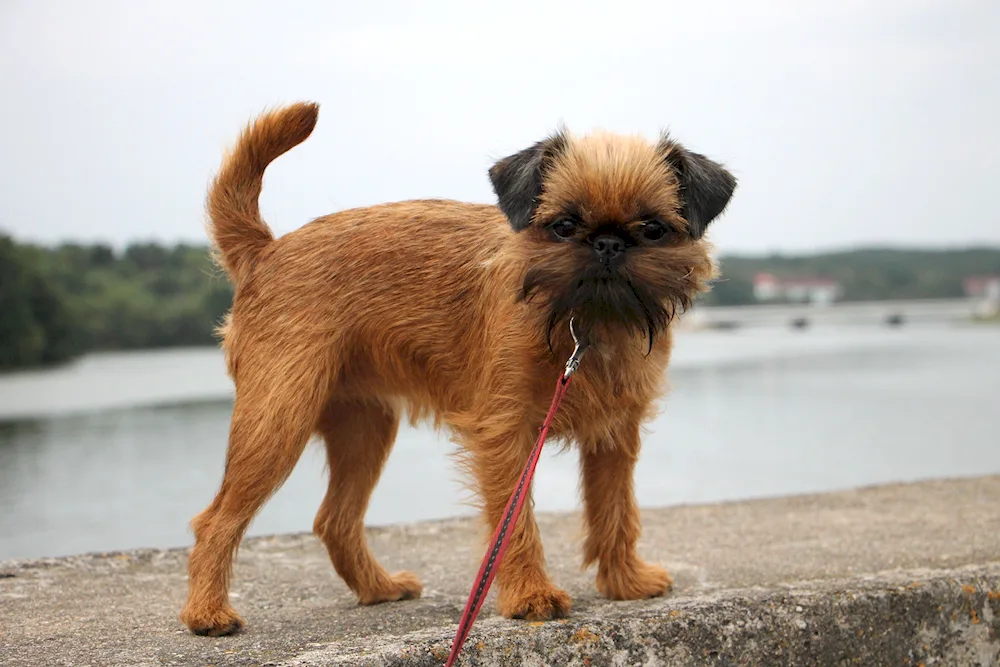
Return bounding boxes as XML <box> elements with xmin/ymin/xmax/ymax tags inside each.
<box><xmin>1</xmin><ymin>231</ymin><xmax>998</xmax><ymax>371</ymax></box>
<box><xmin>0</xmin><ymin>236</ymin><xmax>79</xmax><ymax>369</ymax></box>
<box><xmin>0</xmin><ymin>234</ymin><xmax>232</xmax><ymax>371</ymax></box>
<box><xmin>701</xmin><ymin>248</ymin><xmax>1000</xmax><ymax>306</ymax></box>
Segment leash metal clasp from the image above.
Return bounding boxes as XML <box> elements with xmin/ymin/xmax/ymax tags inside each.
<box><xmin>563</xmin><ymin>318</ymin><xmax>587</xmax><ymax>380</ymax></box>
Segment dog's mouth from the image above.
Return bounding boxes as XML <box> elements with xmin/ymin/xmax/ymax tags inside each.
<box><xmin>519</xmin><ymin>264</ymin><xmax>691</xmax><ymax>354</ymax></box>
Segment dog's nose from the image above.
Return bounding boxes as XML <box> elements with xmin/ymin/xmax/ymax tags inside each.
<box><xmin>593</xmin><ymin>235</ymin><xmax>625</xmax><ymax>261</ymax></box>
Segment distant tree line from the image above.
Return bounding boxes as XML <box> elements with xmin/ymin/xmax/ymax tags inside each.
<box><xmin>1</xmin><ymin>233</ymin><xmax>232</xmax><ymax>371</ymax></box>
<box><xmin>1</xmin><ymin>232</ymin><xmax>999</xmax><ymax>370</ymax></box>
<box><xmin>700</xmin><ymin>247</ymin><xmax>1000</xmax><ymax>307</ymax></box>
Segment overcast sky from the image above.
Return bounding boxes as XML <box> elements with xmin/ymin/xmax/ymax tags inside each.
<box><xmin>1</xmin><ymin>0</ymin><xmax>997</xmax><ymax>254</ymax></box>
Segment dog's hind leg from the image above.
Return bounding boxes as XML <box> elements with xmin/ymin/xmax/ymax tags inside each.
<box><xmin>312</xmin><ymin>398</ymin><xmax>423</xmax><ymax>604</ymax></box>
<box><xmin>180</xmin><ymin>345</ymin><xmax>332</xmax><ymax>636</ymax></box>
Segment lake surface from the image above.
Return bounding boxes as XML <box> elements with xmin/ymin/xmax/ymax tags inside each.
<box><xmin>1</xmin><ymin>323</ymin><xmax>998</xmax><ymax>562</ymax></box>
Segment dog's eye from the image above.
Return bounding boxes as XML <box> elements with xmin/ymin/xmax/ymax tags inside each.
<box><xmin>549</xmin><ymin>218</ymin><xmax>578</xmax><ymax>240</ymax></box>
<box><xmin>640</xmin><ymin>221</ymin><xmax>669</xmax><ymax>242</ymax></box>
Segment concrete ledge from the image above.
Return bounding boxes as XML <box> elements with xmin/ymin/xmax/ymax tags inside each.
<box><xmin>2</xmin><ymin>476</ymin><xmax>999</xmax><ymax>666</ymax></box>
<box><xmin>291</xmin><ymin>566</ymin><xmax>1000</xmax><ymax>666</ymax></box>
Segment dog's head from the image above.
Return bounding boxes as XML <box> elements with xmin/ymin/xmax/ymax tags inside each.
<box><xmin>489</xmin><ymin>129</ymin><xmax>736</xmax><ymax>350</ymax></box>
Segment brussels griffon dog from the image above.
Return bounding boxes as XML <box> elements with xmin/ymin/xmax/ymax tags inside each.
<box><xmin>180</xmin><ymin>102</ymin><xmax>736</xmax><ymax>636</ymax></box>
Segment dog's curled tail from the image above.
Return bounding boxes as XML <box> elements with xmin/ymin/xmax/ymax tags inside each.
<box><xmin>206</xmin><ymin>102</ymin><xmax>320</xmax><ymax>283</ymax></box>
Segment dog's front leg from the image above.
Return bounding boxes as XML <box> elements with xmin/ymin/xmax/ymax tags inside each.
<box><xmin>580</xmin><ymin>418</ymin><xmax>673</xmax><ymax>600</ymax></box>
<box><xmin>466</xmin><ymin>428</ymin><xmax>572</xmax><ymax>621</ymax></box>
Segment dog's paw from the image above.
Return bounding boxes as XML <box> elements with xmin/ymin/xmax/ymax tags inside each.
<box><xmin>180</xmin><ymin>604</ymin><xmax>245</xmax><ymax>637</ymax></box>
<box><xmin>498</xmin><ymin>584</ymin><xmax>573</xmax><ymax>621</ymax></box>
<box><xmin>358</xmin><ymin>570</ymin><xmax>424</xmax><ymax>605</ymax></box>
<box><xmin>597</xmin><ymin>560</ymin><xmax>673</xmax><ymax>601</ymax></box>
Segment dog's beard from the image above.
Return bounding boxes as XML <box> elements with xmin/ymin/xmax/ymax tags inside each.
<box><xmin>519</xmin><ymin>262</ymin><xmax>693</xmax><ymax>355</ymax></box>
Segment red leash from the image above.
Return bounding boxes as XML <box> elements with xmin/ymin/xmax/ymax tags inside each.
<box><xmin>444</xmin><ymin>320</ymin><xmax>586</xmax><ymax>666</ymax></box>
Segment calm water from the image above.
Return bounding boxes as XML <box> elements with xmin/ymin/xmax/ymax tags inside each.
<box><xmin>1</xmin><ymin>323</ymin><xmax>999</xmax><ymax>562</ymax></box>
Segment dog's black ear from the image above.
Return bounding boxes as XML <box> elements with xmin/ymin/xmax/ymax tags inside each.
<box><xmin>488</xmin><ymin>131</ymin><xmax>568</xmax><ymax>232</ymax></box>
<box><xmin>659</xmin><ymin>135</ymin><xmax>737</xmax><ymax>240</ymax></box>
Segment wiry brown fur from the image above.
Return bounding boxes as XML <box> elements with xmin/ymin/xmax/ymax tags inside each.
<box><xmin>180</xmin><ymin>102</ymin><xmax>736</xmax><ymax>636</ymax></box>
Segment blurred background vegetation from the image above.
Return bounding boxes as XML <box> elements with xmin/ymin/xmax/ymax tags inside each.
<box><xmin>702</xmin><ymin>248</ymin><xmax>1000</xmax><ymax>306</ymax></box>
<box><xmin>1</xmin><ymin>233</ymin><xmax>232</xmax><ymax>370</ymax></box>
<box><xmin>2</xmin><ymin>230</ymin><xmax>999</xmax><ymax>371</ymax></box>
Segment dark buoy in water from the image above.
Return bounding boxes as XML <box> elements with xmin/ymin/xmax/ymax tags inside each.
<box><xmin>886</xmin><ymin>313</ymin><xmax>904</xmax><ymax>327</ymax></box>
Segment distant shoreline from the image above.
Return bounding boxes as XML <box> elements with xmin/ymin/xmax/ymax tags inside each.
<box><xmin>3</xmin><ymin>234</ymin><xmax>998</xmax><ymax>371</ymax></box>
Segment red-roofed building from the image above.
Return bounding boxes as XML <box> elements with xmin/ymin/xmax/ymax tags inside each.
<box><xmin>963</xmin><ymin>275</ymin><xmax>1000</xmax><ymax>301</ymax></box>
<box><xmin>753</xmin><ymin>273</ymin><xmax>842</xmax><ymax>306</ymax></box>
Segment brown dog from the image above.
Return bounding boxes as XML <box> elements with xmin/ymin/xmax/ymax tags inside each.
<box><xmin>180</xmin><ymin>102</ymin><xmax>736</xmax><ymax>636</ymax></box>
